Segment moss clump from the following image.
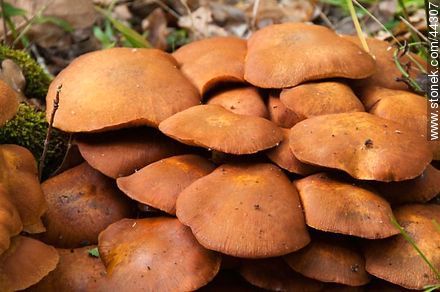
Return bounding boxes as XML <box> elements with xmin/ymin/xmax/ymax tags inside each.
<box><xmin>0</xmin><ymin>103</ymin><xmax>68</xmax><ymax>176</ymax></box>
<box><xmin>0</xmin><ymin>46</ymin><xmax>52</xmax><ymax>99</ymax></box>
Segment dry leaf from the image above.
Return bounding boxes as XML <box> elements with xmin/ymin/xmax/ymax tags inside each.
<box><xmin>0</xmin><ymin>60</ymin><xmax>26</xmax><ymax>100</ymax></box>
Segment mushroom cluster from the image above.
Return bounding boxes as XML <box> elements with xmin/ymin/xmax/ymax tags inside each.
<box><xmin>0</xmin><ymin>22</ymin><xmax>438</xmax><ymax>291</ymax></box>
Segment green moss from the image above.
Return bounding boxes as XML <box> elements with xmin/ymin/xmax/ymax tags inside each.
<box><xmin>0</xmin><ymin>103</ymin><xmax>68</xmax><ymax>175</ymax></box>
<box><xmin>0</xmin><ymin>46</ymin><xmax>52</xmax><ymax>99</ymax></box>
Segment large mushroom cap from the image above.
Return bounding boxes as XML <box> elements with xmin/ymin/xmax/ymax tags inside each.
<box><xmin>0</xmin><ymin>236</ymin><xmax>59</xmax><ymax>291</ymax></box>
<box><xmin>41</xmin><ymin>162</ymin><xmax>133</xmax><ymax>248</ymax></box>
<box><xmin>98</xmin><ymin>217</ymin><xmax>221</xmax><ymax>291</ymax></box>
<box><xmin>159</xmin><ymin>104</ymin><xmax>283</xmax><ymax>155</ymax></box>
<box><xmin>244</xmin><ymin>23</ymin><xmax>375</xmax><ymax>88</ymax></box>
<box><xmin>280</xmin><ymin>81</ymin><xmax>365</xmax><ymax>121</ymax></box>
<box><xmin>295</xmin><ymin>173</ymin><xmax>398</xmax><ymax>239</ymax></box>
<box><xmin>290</xmin><ymin>112</ymin><xmax>432</xmax><ymax>181</ymax></box>
<box><xmin>267</xmin><ymin>94</ymin><xmax>301</xmax><ymax>128</ymax></box>
<box><xmin>284</xmin><ymin>238</ymin><xmax>370</xmax><ymax>286</ymax></box>
<box><xmin>0</xmin><ymin>144</ymin><xmax>47</xmax><ymax>233</ymax></box>
<box><xmin>0</xmin><ymin>79</ymin><xmax>19</xmax><ymax>126</ymax></box>
<box><xmin>117</xmin><ymin>154</ymin><xmax>215</xmax><ymax>215</ymax></box>
<box><xmin>0</xmin><ymin>185</ymin><xmax>22</xmax><ymax>255</ymax></box>
<box><xmin>173</xmin><ymin>37</ymin><xmax>247</xmax><ymax>95</ymax></box>
<box><xmin>76</xmin><ymin>127</ymin><xmax>186</xmax><ymax>178</ymax></box>
<box><xmin>46</xmin><ymin>48</ymin><xmax>200</xmax><ymax>132</ymax></box>
<box><xmin>207</xmin><ymin>86</ymin><xmax>268</xmax><ymax>118</ymax></box>
<box><xmin>176</xmin><ymin>163</ymin><xmax>310</xmax><ymax>258</ymax></box>
<box><xmin>364</xmin><ymin>204</ymin><xmax>440</xmax><ymax>290</ymax></box>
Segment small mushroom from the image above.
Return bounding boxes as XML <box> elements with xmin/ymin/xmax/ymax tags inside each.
<box><xmin>364</xmin><ymin>204</ymin><xmax>440</xmax><ymax>290</ymax></box>
<box><xmin>280</xmin><ymin>81</ymin><xmax>365</xmax><ymax>121</ymax></box>
<box><xmin>0</xmin><ymin>236</ymin><xmax>59</xmax><ymax>291</ymax></box>
<box><xmin>295</xmin><ymin>173</ymin><xmax>398</xmax><ymax>239</ymax></box>
<box><xmin>176</xmin><ymin>163</ymin><xmax>310</xmax><ymax>258</ymax></box>
<box><xmin>267</xmin><ymin>94</ymin><xmax>301</xmax><ymax>128</ymax></box>
<box><xmin>244</xmin><ymin>23</ymin><xmax>375</xmax><ymax>88</ymax></box>
<box><xmin>0</xmin><ymin>185</ymin><xmax>22</xmax><ymax>255</ymax></box>
<box><xmin>75</xmin><ymin>127</ymin><xmax>187</xmax><ymax>178</ymax></box>
<box><xmin>46</xmin><ymin>48</ymin><xmax>200</xmax><ymax>132</ymax></box>
<box><xmin>117</xmin><ymin>154</ymin><xmax>215</xmax><ymax>215</ymax></box>
<box><xmin>40</xmin><ymin>162</ymin><xmax>133</xmax><ymax>248</ymax></box>
<box><xmin>159</xmin><ymin>104</ymin><xmax>283</xmax><ymax>155</ymax></box>
<box><xmin>98</xmin><ymin>217</ymin><xmax>221</xmax><ymax>291</ymax></box>
<box><xmin>284</xmin><ymin>238</ymin><xmax>370</xmax><ymax>286</ymax></box>
<box><xmin>290</xmin><ymin>112</ymin><xmax>432</xmax><ymax>181</ymax></box>
<box><xmin>206</xmin><ymin>86</ymin><xmax>268</xmax><ymax>118</ymax></box>
<box><xmin>0</xmin><ymin>79</ymin><xmax>19</xmax><ymax>126</ymax></box>
<box><xmin>173</xmin><ymin>37</ymin><xmax>247</xmax><ymax>95</ymax></box>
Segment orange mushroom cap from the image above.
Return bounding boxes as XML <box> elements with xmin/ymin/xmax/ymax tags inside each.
<box><xmin>206</xmin><ymin>86</ymin><xmax>268</xmax><ymax>118</ymax></box>
<box><xmin>159</xmin><ymin>104</ymin><xmax>283</xmax><ymax>155</ymax></box>
<box><xmin>284</xmin><ymin>238</ymin><xmax>370</xmax><ymax>286</ymax></box>
<box><xmin>40</xmin><ymin>162</ymin><xmax>133</xmax><ymax>248</ymax></box>
<box><xmin>295</xmin><ymin>173</ymin><xmax>398</xmax><ymax>239</ymax></box>
<box><xmin>0</xmin><ymin>185</ymin><xmax>22</xmax><ymax>255</ymax></box>
<box><xmin>280</xmin><ymin>81</ymin><xmax>365</xmax><ymax>121</ymax></box>
<box><xmin>244</xmin><ymin>23</ymin><xmax>375</xmax><ymax>88</ymax></box>
<box><xmin>76</xmin><ymin>127</ymin><xmax>187</xmax><ymax>178</ymax></box>
<box><xmin>0</xmin><ymin>236</ymin><xmax>59</xmax><ymax>291</ymax></box>
<box><xmin>117</xmin><ymin>154</ymin><xmax>215</xmax><ymax>215</ymax></box>
<box><xmin>0</xmin><ymin>79</ymin><xmax>19</xmax><ymax>126</ymax></box>
<box><xmin>290</xmin><ymin>112</ymin><xmax>432</xmax><ymax>181</ymax></box>
<box><xmin>267</xmin><ymin>94</ymin><xmax>301</xmax><ymax>128</ymax></box>
<box><xmin>364</xmin><ymin>204</ymin><xmax>440</xmax><ymax>290</ymax></box>
<box><xmin>98</xmin><ymin>217</ymin><xmax>221</xmax><ymax>291</ymax></box>
<box><xmin>46</xmin><ymin>48</ymin><xmax>200</xmax><ymax>132</ymax></box>
<box><xmin>176</xmin><ymin>163</ymin><xmax>310</xmax><ymax>258</ymax></box>
<box><xmin>173</xmin><ymin>36</ymin><xmax>247</xmax><ymax>95</ymax></box>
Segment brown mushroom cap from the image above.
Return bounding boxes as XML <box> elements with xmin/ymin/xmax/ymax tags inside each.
<box><xmin>344</xmin><ymin>36</ymin><xmax>425</xmax><ymax>91</ymax></box>
<box><xmin>40</xmin><ymin>162</ymin><xmax>133</xmax><ymax>248</ymax></box>
<box><xmin>290</xmin><ymin>112</ymin><xmax>432</xmax><ymax>181</ymax></box>
<box><xmin>244</xmin><ymin>23</ymin><xmax>375</xmax><ymax>88</ymax></box>
<box><xmin>173</xmin><ymin>36</ymin><xmax>247</xmax><ymax>95</ymax></box>
<box><xmin>176</xmin><ymin>163</ymin><xmax>310</xmax><ymax>258</ymax></box>
<box><xmin>267</xmin><ymin>94</ymin><xmax>301</xmax><ymax>128</ymax></box>
<box><xmin>0</xmin><ymin>80</ymin><xmax>19</xmax><ymax>126</ymax></box>
<box><xmin>98</xmin><ymin>217</ymin><xmax>221</xmax><ymax>291</ymax></box>
<box><xmin>280</xmin><ymin>81</ymin><xmax>365</xmax><ymax>121</ymax></box>
<box><xmin>266</xmin><ymin>128</ymin><xmax>319</xmax><ymax>175</ymax></box>
<box><xmin>206</xmin><ymin>86</ymin><xmax>268</xmax><ymax>118</ymax></box>
<box><xmin>239</xmin><ymin>258</ymin><xmax>324</xmax><ymax>291</ymax></box>
<box><xmin>117</xmin><ymin>154</ymin><xmax>215</xmax><ymax>215</ymax></box>
<box><xmin>46</xmin><ymin>48</ymin><xmax>200</xmax><ymax>133</ymax></box>
<box><xmin>295</xmin><ymin>173</ymin><xmax>398</xmax><ymax>239</ymax></box>
<box><xmin>0</xmin><ymin>144</ymin><xmax>47</xmax><ymax>233</ymax></box>
<box><xmin>76</xmin><ymin>127</ymin><xmax>187</xmax><ymax>178</ymax></box>
<box><xmin>0</xmin><ymin>185</ymin><xmax>22</xmax><ymax>255</ymax></box>
<box><xmin>364</xmin><ymin>204</ymin><xmax>440</xmax><ymax>290</ymax></box>
<box><xmin>159</xmin><ymin>104</ymin><xmax>283</xmax><ymax>155</ymax></box>
<box><xmin>27</xmin><ymin>246</ymin><xmax>109</xmax><ymax>291</ymax></box>
<box><xmin>0</xmin><ymin>236</ymin><xmax>59</xmax><ymax>291</ymax></box>
<box><xmin>284</xmin><ymin>238</ymin><xmax>370</xmax><ymax>286</ymax></box>
<box><xmin>375</xmin><ymin>164</ymin><xmax>440</xmax><ymax>204</ymax></box>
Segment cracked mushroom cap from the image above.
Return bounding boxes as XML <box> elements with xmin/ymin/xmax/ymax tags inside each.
<box><xmin>98</xmin><ymin>217</ymin><xmax>221</xmax><ymax>291</ymax></box>
<box><xmin>40</xmin><ymin>162</ymin><xmax>133</xmax><ymax>248</ymax></box>
<box><xmin>284</xmin><ymin>238</ymin><xmax>370</xmax><ymax>286</ymax></box>
<box><xmin>176</xmin><ymin>163</ymin><xmax>310</xmax><ymax>258</ymax></box>
<box><xmin>295</xmin><ymin>173</ymin><xmax>398</xmax><ymax>239</ymax></box>
<box><xmin>267</xmin><ymin>94</ymin><xmax>301</xmax><ymax>128</ymax></box>
<box><xmin>159</xmin><ymin>104</ymin><xmax>283</xmax><ymax>155</ymax></box>
<box><xmin>207</xmin><ymin>86</ymin><xmax>268</xmax><ymax>118</ymax></box>
<box><xmin>280</xmin><ymin>81</ymin><xmax>364</xmax><ymax>121</ymax></box>
<box><xmin>173</xmin><ymin>37</ymin><xmax>247</xmax><ymax>95</ymax></box>
<box><xmin>46</xmin><ymin>48</ymin><xmax>200</xmax><ymax>132</ymax></box>
<box><xmin>244</xmin><ymin>23</ymin><xmax>375</xmax><ymax>88</ymax></box>
<box><xmin>0</xmin><ymin>185</ymin><xmax>22</xmax><ymax>255</ymax></box>
<box><xmin>0</xmin><ymin>236</ymin><xmax>59</xmax><ymax>291</ymax></box>
<box><xmin>117</xmin><ymin>154</ymin><xmax>215</xmax><ymax>215</ymax></box>
<box><xmin>0</xmin><ymin>79</ymin><xmax>19</xmax><ymax>126</ymax></box>
<box><xmin>0</xmin><ymin>144</ymin><xmax>47</xmax><ymax>233</ymax></box>
<box><xmin>289</xmin><ymin>112</ymin><xmax>432</xmax><ymax>181</ymax></box>
<box><xmin>239</xmin><ymin>258</ymin><xmax>324</xmax><ymax>291</ymax></box>
<box><xmin>28</xmin><ymin>246</ymin><xmax>109</xmax><ymax>291</ymax></box>
<box><xmin>364</xmin><ymin>204</ymin><xmax>440</xmax><ymax>290</ymax></box>
<box><xmin>76</xmin><ymin>127</ymin><xmax>186</xmax><ymax>178</ymax></box>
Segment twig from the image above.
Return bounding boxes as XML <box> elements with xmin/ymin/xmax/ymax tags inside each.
<box><xmin>315</xmin><ymin>4</ymin><xmax>335</xmax><ymax>30</ymax></box>
<box><xmin>346</xmin><ymin>0</ymin><xmax>370</xmax><ymax>53</ymax></box>
<box><xmin>50</xmin><ymin>133</ymin><xmax>72</xmax><ymax>177</ymax></box>
<box><xmin>152</xmin><ymin>0</ymin><xmax>181</xmax><ymax>19</ymax></box>
<box><xmin>179</xmin><ymin>0</ymin><xmax>195</xmax><ymax>35</ymax></box>
<box><xmin>0</xmin><ymin>0</ymin><xmax>9</xmax><ymax>46</ymax></box>
<box><xmin>251</xmin><ymin>0</ymin><xmax>261</xmax><ymax>31</ymax></box>
<box><xmin>39</xmin><ymin>84</ymin><xmax>62</xmax><ymax>180</ymax></box>
<box><xmin>399</xmin><ymin>16</ymin><xmax>429</xmax><ymax>43</ymax></box>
